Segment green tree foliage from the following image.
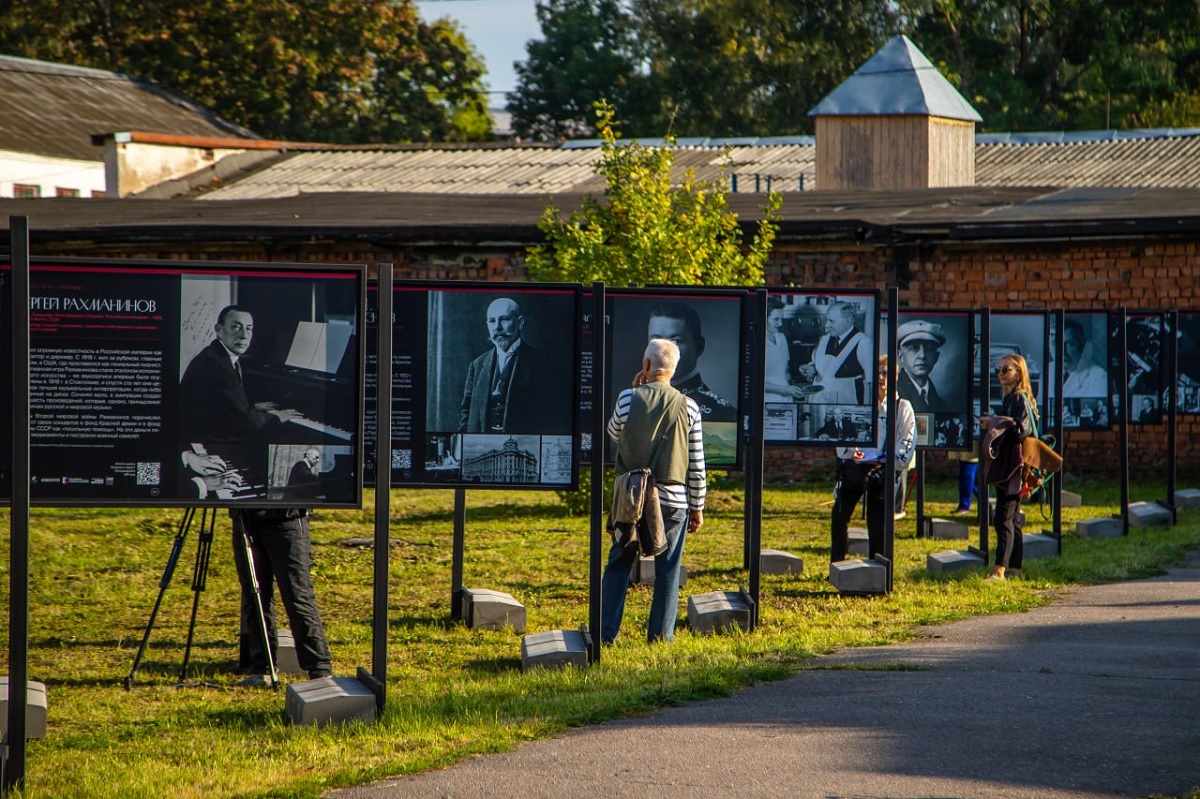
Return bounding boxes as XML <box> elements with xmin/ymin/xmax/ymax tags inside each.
<box><xmin>506</xmin><ymin>0</ymin><xmax>646</xmax><ymax>140</ymax></box>
<box><xmin>0</xmin><ymin>0</ymin><xmax>492</xmax><ymax>143</ymax></box>
<box><xmin>526</xmin><ymin>102</ymin><xmax>781</xmax><ymax>287</ymax></box>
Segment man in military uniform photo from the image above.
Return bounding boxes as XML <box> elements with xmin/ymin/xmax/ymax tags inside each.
<box><xmin>646</xmin><ymin>302</ymin><xmax>736</xmax><ymax>422</ymax></box>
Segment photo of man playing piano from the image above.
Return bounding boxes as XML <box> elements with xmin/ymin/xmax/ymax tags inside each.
<box><xmin>177</xmin><ymin>274</ymin><xmax>359</xmax><ymax>503</ymax></box>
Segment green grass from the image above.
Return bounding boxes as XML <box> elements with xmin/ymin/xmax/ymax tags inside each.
<box><xmin>2</xmin><ymin>476</ymin><xmax>1198</xmax><ymax>798</ymax></box>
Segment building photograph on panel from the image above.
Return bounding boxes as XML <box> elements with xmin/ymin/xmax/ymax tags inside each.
<box><xmin>389</xmin><ymin>281</ymin><xmax>581</xmax><ymax>489</ymax></box>
<box><xmin>762</xmin><ymin>289</ymin><xmax>879</xmax><ymax>447</ymax></box>
<box><xmin>607</xmin><ymin>289</ymin><xmax>747</xmax><ymax>468</ymax></box>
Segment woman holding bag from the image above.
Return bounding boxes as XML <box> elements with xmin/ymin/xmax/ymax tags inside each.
<box><xmin>980</xmin><ymin>354</ymin><xmax>1039</xmax><ymax>580</ymax></box>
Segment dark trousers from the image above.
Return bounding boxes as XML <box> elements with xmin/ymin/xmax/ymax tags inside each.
<box><xmin>232</xmin><ymin>513</ymin><xmax>332</xmax><ymax>678</ymax></box>
<box><xmin>831</xmin><ymin>459</ymin><xmax>885</xmax><ymax>562</ymax></box>
<box><xmin>993</xmin><ymin>491</ymin><xmax>1024</xmax><ymax>569</ymax></box>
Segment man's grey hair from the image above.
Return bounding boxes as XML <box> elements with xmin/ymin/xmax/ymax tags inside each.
<box><xmin>644</xmin><ymin>338</ymin><xmax>680</xmax><ymax>377</ymax></box>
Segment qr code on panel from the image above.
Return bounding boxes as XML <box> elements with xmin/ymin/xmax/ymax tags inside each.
<box><xmin>136</xmin><ymin>462</ymin><xmax>162</xmax><ymax>486</ymax></box>
<box><xmin>391</xmin><ymin>449</ymin><xmax>412</xmax><ymax>470</ymax></box>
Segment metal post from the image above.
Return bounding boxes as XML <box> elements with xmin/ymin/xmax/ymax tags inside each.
<box><xmin>882</xmin><ymin>287</ymin><xmax>898</xmax><ymax>593</ymax></box>
<box><xmin>1165</xmin><ymin>311</ymin><xmax>1178</xmax><ymax>522</ymax></box>
<box><xmin>1117</xmin><ymin>308</ymin><xmax>1130</xmax><ymax>534</ymax></box>
<box><xmin>4</xmin><ymin>216</ymin><xmax>30</xmax><ymax>796</ymax></box>
<box><xmin>1051</xmin><ymin>310</ymin><xmax>1064</xmax><ymax>551</ymax></box>
<box><xmin>450</xmin><ymin>489</ymin><xmax>466</xmax><ymax>620</ymax></box>
<box><xmin>367</xmin><ymin>262</ymin><xmax>394</xmax><ymax>710</ymax></box>
<box><xmin>589</xmin><ymin>283</ymin><xmax>606</xmax><ymax>662</ymax></box>
<box><xmin>978</xmin><ymin>308</ymin><xmax>991</xmax><ymax>561</ymax></box>
<box><xmin>745</xmin><ymin>290</ymin><xmax>767</xmax><ymax>628</ymax></box>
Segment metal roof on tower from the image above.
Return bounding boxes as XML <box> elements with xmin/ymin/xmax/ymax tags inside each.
<box><xmin>808</xmin><ymin>35</ymin><xmax>982</xmax><ymax>122</ymax></box>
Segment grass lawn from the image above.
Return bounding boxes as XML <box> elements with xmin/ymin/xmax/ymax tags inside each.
<box><xmin>2</xmin><ymin>475</ymin><xmax>1198</xmax><ymax>798</ymax></box>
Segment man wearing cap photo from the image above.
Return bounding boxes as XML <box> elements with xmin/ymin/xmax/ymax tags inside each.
<box><xmin>896</xmin><ymin>319</ymin><xmax>952</xmax><ymax>413</ymax></box>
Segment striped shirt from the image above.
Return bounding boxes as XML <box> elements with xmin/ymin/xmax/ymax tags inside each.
<box><xmin>608</xmin><ymin>387</ymin><xmax>706</xmax><ymax>511</ymax></box>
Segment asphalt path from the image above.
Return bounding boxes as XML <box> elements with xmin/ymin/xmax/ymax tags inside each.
<box><xmin>329</xmin><ymin>553</ymin><xmax>1200</xmax><ymax>799</ymax></box>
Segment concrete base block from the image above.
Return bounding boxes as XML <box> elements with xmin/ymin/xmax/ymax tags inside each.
<box><xmin>1076</xmin><ymin>517</ymin><xmax>1124</xmax><ymax>537</ymax></box>
<box><xmin>847</xmin><ymin>527</ymin><xmax>869</xmax><ymax>557</ymax></box>
<box><xmin>1176</xmin><ymin>488</ymin><xmax>1200</xmax><ymax>508</ymax></box>
<box><xmin>460</xmin><ymin>588</ymin><xmax>527</xmax><ymax>633</ymax></box>
<box><xmin>1129</xmin><ymin>501</ymin><xmax>1173</xmax><ymax>528</ymax></box>
<box><xmin>926</xmin><ymin>517</ymin><xmax>969</xmax><ymax>540</ymax></box>
<box><xmin>1022</xmin><ymin>533</ymin><xmax>1058</xmax><ymax>559</ymax></box>
<box><xmin>285</xmin><ymin>676</ymin><xmax>375</xmax><ymax>727</ymax></box>
<box><xmin>275</xmin><ymin>629</ymin><xmax>306</xmax><ymax>676</ymax></box>
<box><xmin>829</xmin><ymin>559</ymin><xmax>887</xmax><ymax>595</ymax></box>
<box><xmin>520</xmin><ymin>628</ymin><xmax>590</xmax><ymax>671</ymax></box>
<box><xmin>687</xmin><ymin>590</ymin><xmax>753</xmax><ymax>635</ymax></box>
<box><xmin>632</xmin><ymin>556</ymin><xmax>687</xmax><ymax>587</ymax></box>
<box><xmin>926</xmin><ymin>549</ymin><xmax>985</xmax><ymax>575</ymax></box>
<box><xmin>760</xmin><ymin>548</ymin><xmax>803</xmax><ymax>575</ymax></box>
<box><xmin>0</xmin><ymin>678</ymin><xmax>48</xmax><ymax>739</ymax></box>
<box><xmin>1060</xmin><ymin>489</ymin><xmax>1083</xmax><ymax>508</ymax></box>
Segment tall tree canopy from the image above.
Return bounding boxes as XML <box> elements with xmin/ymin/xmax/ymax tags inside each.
<box><xmin>509</xmin><ymin>0</ymin><xmax>1200</xmax><ymax>140</ymax></box>
<box><xmin>0</xmin><ymin>0</ymin><xmax>492</xmax><ymax>143</ymax></box>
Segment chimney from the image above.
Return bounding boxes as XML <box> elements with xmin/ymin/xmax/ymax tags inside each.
<box><xmin>808</xmin><ymin>36</ymin><xmax>982</xmax><ymax>191</ymax></box>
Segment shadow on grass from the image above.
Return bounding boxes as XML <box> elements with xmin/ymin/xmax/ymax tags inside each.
<box><xmin>462</xmin><ymin>655</ymin><xmax>522</xmax><ymax>675</ymax></box>
<box><xmin>396</xmin><ymin>503</ymin><xmax>574</xmax><ymax>525</ymax></box>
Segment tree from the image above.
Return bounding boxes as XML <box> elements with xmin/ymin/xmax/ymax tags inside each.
<box><xmin>526</xmin><ymin>102</ymin><xmax>780</xmax><ymax>287</ymax></box>
<box><xmin>0</xmin><ymin>0</ymin><xmax>492</xmax><ymax>143</ymax></box>
<box><xmin>506</xmin><ymin>0</ymin><xmax>645</xmax><ymax>141</ymax></box>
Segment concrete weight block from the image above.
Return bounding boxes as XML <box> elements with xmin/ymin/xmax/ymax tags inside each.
<box><xmin>926</xmin><ymin>550</ymin><xmax>985</xmax><ymax>575</ymax></box>
<box><xmin>1128</xmin><ymin>501</ymin><xmax>1173</xmax><ymax>528</ymax></box>
<box><xmin>687</xmin><ymin>591</ymin><xmax>752</xmax><ymax>635</ymax></box>
<box><xmin>829</xmin><ymin>559</ymin><xmax>887</xmax><ymax>595</ymax></box>
<box><xmin>1022</xmin><ymin>533</ymin><xmax>1058</xmax><ymax>559</ymax></box>
<box><xmin>285</xmin><ymin>676</ymin><xmax>375</xmax><ymax>728</ymax></box>
<box><xmin>521</xmin><ymin>628</ymin><xmax>590</xmax><ymax>671</ymax></box>
<box><xmin>0</xmin><ymin>677</ymin><xmax>48</xmax><ymax>739</ymax></box>
<box><xmin>847</xmin><ymin>527</ymin><xmax>869</xmax><ymax>557</ymax></box>
<box><xmin>274</xmin><ymin>629</ymin><xmax>306</xmax><ymax>676</ymax></box>
<box><xmin>461</xmin><ymin>588</ymin><xmax>527</xmax><ymax>633</ymax></box>
<box><xmin>1076</xmin><ymin>517</ymin><xmax>1124</xmax><ymax>537</ymax></box>
<box><xmin>926</xmin><ymin>517</ymin><xmax>969</xmax><ymax>540</ymax></box>
<box><xmin>1175</xmin><ymin>489</ymin><xmax>1200</xmax><ymax>508</ymax></box>
<box><xmin>760</xmin><ymin>549</ymin><xmax>803</xmax><ymax>575</ymax></box>
<box><xmin>1060</xmin><ymin>489</ymin><xmax>1083</xmax><ymax>508</ymax></box>
<box><xmin>632</xmin><ymin>556</ymin><xmax>687</xmax><ymax>587</ymax></box>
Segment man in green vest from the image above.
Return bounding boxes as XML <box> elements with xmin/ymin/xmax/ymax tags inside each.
<box><xmin>601</xmin><ymin>339</ymin><xmax>706</xmax><ymax>644</ymax></box>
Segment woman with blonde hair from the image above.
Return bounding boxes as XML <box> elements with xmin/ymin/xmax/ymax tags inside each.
<box><xmin>981</xmin><ymin>354</ymin><xmax>1039</xmax><ymax>580</ymax></box>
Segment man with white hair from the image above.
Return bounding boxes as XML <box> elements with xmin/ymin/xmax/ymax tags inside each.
<box><xmin>601</xmin><ymin>338</ymin><xmax>706</xmax><ymax>644</ymax></box>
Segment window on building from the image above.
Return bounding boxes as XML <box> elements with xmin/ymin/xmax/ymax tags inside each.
<box><xmin>13</xmin><ymin>184</ymin><xmax>40</xmax><ymax>198</ymax></box>
<box><xmin>55</xmin><ymin>187</ymin><xmax>80</xmax><ymax>198</ymax></box>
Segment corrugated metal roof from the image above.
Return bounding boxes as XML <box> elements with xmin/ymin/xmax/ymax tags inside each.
<box><xmin>0</xmin><ymin>55</ymin><xmax>254</xmax><ymax>162</ymax></box>
<box><xmin>808</xmin><ymin>35</ymin><xmax>982</xmax><ymax>123</ymax></box>
<box><xmin>197</xmin><ymin>128</ymin><xmax>1200</xmax><ymax>199</ymax></box>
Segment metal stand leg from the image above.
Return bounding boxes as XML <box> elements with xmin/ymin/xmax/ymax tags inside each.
<box><xmin>178</xmin><ymin>509</ymin><xmax>218</xmax><ymax>687</ymax></box>
<box><xmin>125</xmin><ymin>508</ymin><xmax>197</xmax><ymax>690</ymax></box>
<box><xmin>234</xmin><ymin>515</ymin><xmax>280</xmax><ymax>690</ymax></box>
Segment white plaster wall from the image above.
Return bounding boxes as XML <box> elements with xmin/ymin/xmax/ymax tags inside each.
<box><xmin>111</xmin><ymin>141</ymin><xmax>248</xmax><ymax>197</ymax></box>
<box><xmin>0</xmin><ymin>150</ymin><xmax>105</xmax><ymax>197</ymax></box>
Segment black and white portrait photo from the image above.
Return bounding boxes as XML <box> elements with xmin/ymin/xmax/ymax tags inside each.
<box><xmin>1055</xmin><ymin>312</ymin><xmax>1111</xmax><ymax>431</ymax></box>
<box><xmin>608</xmin><ymin>290</ymin><xmax>745</xmax><ymax>466</ymax></box>
<box><xmin>1113</xmin><ymin>312</ymin><xmax>1163</xmax><ymax>425</ymax></box>
<box><xmin>1179</xmin><ymin>312</ymin><xmax>1200</xmax><ymax>414</ymax></box>
<box><xmin>987</xmin><ymin>312</ymin><xmax>1048</xmax><ymax>416</ymax></box>
<box><xmin>763</xmin><ymin>290</ymin><xmax>879</xmax><ymax>446</ymax></box>
<box><xmin>892</xmin><ymin>310</ymin><xmax>973</xmax><ymax>450</ymax></box>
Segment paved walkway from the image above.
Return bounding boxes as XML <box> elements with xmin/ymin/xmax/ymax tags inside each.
<box><xmin>329</xmin><ymin>554</ymin><xmax>1200</xmax><ymax>799</ymax></box>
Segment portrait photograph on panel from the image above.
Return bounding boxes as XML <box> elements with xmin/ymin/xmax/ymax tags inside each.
<box><xmin>762</xmin><ymin>290</ymin><xmax>878</xmax><ymax>447</ymax></box>
<box><xmin>177</xmin><ymin>270</ymin><xmax>361</xmax><ymax>505</ymax></box>
<box><xmin>1112</xmin><ymin>312</ymin><xmax>1164</xmax><ymax>425</ymax></box>
<box><xmin>986</xmin><ymin>312</ymin><xmax>1048</xmax><ymax>416</ymax></box>
<box><xmin>608</xmin><ymin>290</ymin><xmax>746</xmax><ymax>467</ymax></box>
<box><xmin>892</xmin><ymin>310</ymin><xmax>973</xmax><ymax>450</ymax></box>
<box><xmin>1179</xmin><ymin>312</ymin><xmax>1200</xmax><ymax>414</ymax></box>
<box><xmin>414</xmin><ymin>283</ymin><xmax>581</xmax><ymax>488</ymax></box>
<box><xmin>1058</xmin><ymin>312</ymin><xmax>1111</xmax><ymax>430</ymax></box>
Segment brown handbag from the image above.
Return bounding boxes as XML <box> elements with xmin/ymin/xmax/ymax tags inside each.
<box><xmin>1021</xmin><ymin>435</ymin><xmax>1063</xmax><ymax>495</ymax></box>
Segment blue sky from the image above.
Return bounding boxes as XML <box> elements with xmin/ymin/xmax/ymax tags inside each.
<box><xmin>415</xmin><ymin>0</ymin><xmax>542</xmax><ymax>101</ymax></box>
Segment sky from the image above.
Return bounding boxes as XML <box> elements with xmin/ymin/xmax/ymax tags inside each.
<box><xmin>415</xmin><ymin>0</ymin><xmax>543</xmax><ymax>102</ymax></box>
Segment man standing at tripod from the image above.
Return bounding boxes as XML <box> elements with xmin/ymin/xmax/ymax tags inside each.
<box><xmin>230</xmin><ymin>508</ymin><xmax>332</xmax><ymax>686</ymax></box>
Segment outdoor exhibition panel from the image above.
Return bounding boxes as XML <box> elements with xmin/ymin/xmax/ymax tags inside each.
<box><xmin>762</xmin><ymin>288</ymin><xmax>881</xmax><ymax>448</ymax></box>
<box><xmin>1117</xmin><ymin>310</ymin><xmax>1167</xmax><ymax>425</ymax></box>
<box><xmin>373</xmin><ymin>279</ymin><xmax>583</xmax><ymax>490</ymax></box>
<box><xmin>0</xmin><ymin>257</ymin><xmax>365</xmax><ymax>508</ymax></box>
<box><xmin>1053</xmin><ymin>311</ymin><xmax>1112</xmax><ymax>431</ymax></box>
<box><xmin>1179</xmin><ymin>311</ymin><xmax>1200</xmax><ymax>414</ymax></box>
<box><xmin>603</xmin><ymin>287</ymin><xmax>751</xmax><ymax>470</ymax></box>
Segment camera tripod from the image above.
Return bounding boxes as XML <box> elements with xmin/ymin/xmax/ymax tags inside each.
<box><xmin>124</xmin><ymin>506</ymin><xmax>278</xmax><ymax>690</ymax></box>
